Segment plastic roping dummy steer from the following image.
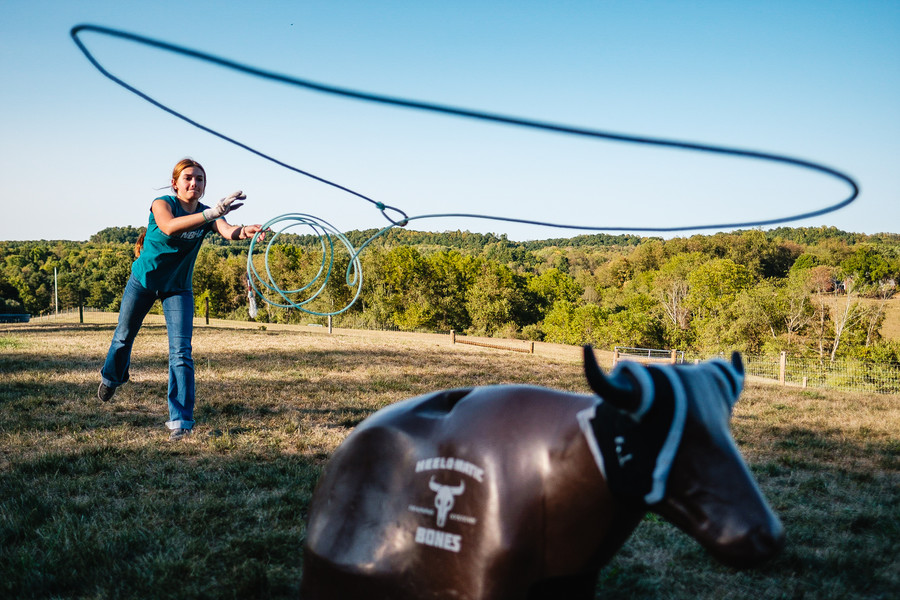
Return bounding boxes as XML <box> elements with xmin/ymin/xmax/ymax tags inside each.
<box><xmin>301</xmin><ymin>346</ymin><xmax>784</xmax><ymax>599</ymax></box>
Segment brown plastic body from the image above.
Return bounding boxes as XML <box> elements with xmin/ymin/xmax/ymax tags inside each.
<box><xmin>301</xmin><ymin>358</ymin><xmax>783</xmax><ymax>599</ymax></box>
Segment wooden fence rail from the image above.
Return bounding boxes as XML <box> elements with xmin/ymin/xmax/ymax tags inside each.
<box><xmin>450</xmin><ymin>330</ymin><xmax>534</xmax><ymax>354</ymax></box>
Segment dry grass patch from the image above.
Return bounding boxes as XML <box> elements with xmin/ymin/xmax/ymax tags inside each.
<box><xmin>1</xmin><ymin>322</ymin><xmax>898</xmax><ymax>599</ymax></box>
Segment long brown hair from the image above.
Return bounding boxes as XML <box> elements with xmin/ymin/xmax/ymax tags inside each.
<box><xmin>134</xmin><ymin>231</ymin><xmax>145</xmax><ymax>258</ymax></box>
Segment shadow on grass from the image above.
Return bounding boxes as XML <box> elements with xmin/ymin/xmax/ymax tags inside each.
<box><xmin>0</xmin><ymin>325</ymin><xmax>588</xmax><ymax>598</ymax></box>
<box><xmin>2</xmin><ymin>333</ymin><xmax>587</xmax><ymax>437</ymax></box>
<box><xmin>3</xmin><ymin>324</ymin><xmax>898</xmax><ymax>599</ymax></box>
<box><xmin>0</xmin><ymin>444</ymin><xmax>316</xmax><ymax>600</ymax></box>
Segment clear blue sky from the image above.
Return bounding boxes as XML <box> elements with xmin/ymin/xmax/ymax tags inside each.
<box><xmin>1</xmin><ymin>0</ymin><xmax>897</xmax><ymax>242</ymax></box>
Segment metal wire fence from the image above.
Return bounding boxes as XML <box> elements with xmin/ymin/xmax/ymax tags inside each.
<box><xmin>28</xmin><ymin>307</ymin><xmax>164</xmax><ymax>325</ymax></box>
<box><xmin>679</xmin><ymin>351</ymin><xmax>900</xmax><ymax>395</ymax></box>
<box><xmin>614</xmin><ymin>346</ymin><xmax>685</xmax><ymax>364</ymax></box>
<box><xmin>742</xmin><ymin>354</ymin><xmax>900</xmax><ymax>395</ymax></box>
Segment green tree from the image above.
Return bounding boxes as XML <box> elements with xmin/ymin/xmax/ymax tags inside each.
<box><xmin>0</xmin><ymin>275</ymin><xmax>24</xmax><ymax>314</ymax></box>
<box><xmin>686</xmin><ymin>259</ymin><xmax>754</xmax><ymax>351</ymax></box>
<box><xmin>542</xmin><ymin>299</ymin><xmax>609</xmax><ymax>346</ymax></box>
<box><xmin>425</xmin><ymin>250</ymin><xmax>478</xmax><ymax>332</ymax></box>
<box><xmin>465</xmin><ymin>261</ymin><xmax>528</xmax><ymax>336</ymax></box>
<box><xmin>806</xmin><ymin>265</ymin><xmax>837</xmax><ymax>359</ymax></box>
<box><xmin>790</xmin><ymin>252</ymin><xmax>819</xmax><ymax>272</ymax></box>
<box><xmin>840</xmin><ymin>245</ymin><xmax>893</xmax><ymax>287</ymax></box>
<box><xmin>193</xmin><ymin>248</ymin><xmax>228</xmax><ymax>317</ymax></box>
<box><xmin>527</xmin><ymin>268</ymin><xmax>582</xmax><ymax>318</ymax></box>
<box><xmin>651</xmin><ymin>252</ymin><xmax>706</xmax><ymax>348</ymax></box>
<box><xmin>382</xmin><ymin>246</ymin><xmax>435</xmax><ymax>330</ymax></box>
<box><xmin>605</xmin><ymin>293</ymin><xmax>665</xmax><ymax>349</ymax></box>
<box><xmin>731</xmin><ymin>280</ymin><xmax>785</xmax><ymax>353</ymax></box>
<box><xmin>775</xmin><ymin>268</ymin><xmax>817</xmax><ymax>351</ymax></box>
<box><xmin>90</xmin><ymin>226</ymin><xmax>146</xmax><ymax>244</ymax></box>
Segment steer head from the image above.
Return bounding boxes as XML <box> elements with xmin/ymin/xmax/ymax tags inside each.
<box><xmin>429</xmin><ymin>477</ymin><xmax>466</xmax><ymax>528</ymax></box>
<box><xmin>581</xmin><ymin>346</ymin><xmax>784</xmax><ymax>568</ymax></box>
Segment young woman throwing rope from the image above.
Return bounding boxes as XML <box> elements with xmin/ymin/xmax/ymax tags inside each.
<box><xmin>98</xmin><ymin>158</ymin><xmax>265</xmax><ymax>441</ymax></box>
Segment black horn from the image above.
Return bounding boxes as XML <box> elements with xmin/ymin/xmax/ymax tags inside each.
<box><xmin>710</xmin><ymin>352</ymin><xmax>745</xmax><ymax>408</ymax></box>
<box><xmin>731</xmin><ymin>351</ymin><xmax>744</xmax><ymax>375</ymax></box>
<box><xmin>726</xmin><ymin>351</ymin><xmax>745</xmax><ymax>407</ymax></box>
<box><xmin>583</xmin><ymin>345</ymin><xmax>644</xmax><ymax>413</ymax></box>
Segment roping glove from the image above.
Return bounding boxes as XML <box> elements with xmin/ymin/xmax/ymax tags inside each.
<box><xmin>202</xmin><ymin>191</ymin><xmax>245</xmax><ymax>221</ymax></box>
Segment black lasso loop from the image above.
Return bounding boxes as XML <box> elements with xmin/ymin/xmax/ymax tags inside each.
<box><xmin>70</xmin><ymin>23</ymin><xmax>859</xmax><ymax>233</ymax></box>
<box><xmin>375</xmin><ymin>202</ymin><xmax>410</xmax><ymax>227</ymax></box>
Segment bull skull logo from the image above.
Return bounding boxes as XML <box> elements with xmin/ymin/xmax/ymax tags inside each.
<box><xmin>429</xmin><ymin>476</ymin><xmax>466</xmax><ymax>528</ymax></box>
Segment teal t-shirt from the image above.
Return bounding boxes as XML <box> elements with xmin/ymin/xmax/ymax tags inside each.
<box><xmin>131</xmin><ymin>195</ymin><xmax>214</xmax><ymax>292</ymax></box>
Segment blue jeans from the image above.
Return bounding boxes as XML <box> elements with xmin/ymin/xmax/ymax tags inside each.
<box><xmin>101</xmin><ymin>276</ymin><xmax>196</xmax><ymax>430</ymax></box>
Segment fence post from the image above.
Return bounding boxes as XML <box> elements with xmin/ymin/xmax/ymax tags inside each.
<box><xmin>779</xmin><ymin>351</ymin><xmax>787</xmax><ymax>386</ymax></box>
<box><xmin>79</xmin><ymin>304</ymin><xmax>83</xmax><ymax>324</ymax></box>
<box><xmin>205</xmin><ymin>297</ymin><xmax>210</xmax><ymax>325</ymax></box>
<box><xmin>450</xmin><ymin>330</ymin><xmax>456</xmax><ymax>345</ymax></box>
<box><xmin>670</xmin><ymin>349</ymin><xmax>677</xmax><ymax>364</ymax></box>
<box><xmin>613</xmin><ymin>349</ymin><xmax>620</xmax><ymax>366</ymax></box>
<box><xmin>530</xmin><ymin>341</ymin><xmax>534</xmax><ymax>355</ymax></box>
<box><xmin>328</xmin><ymin>315</ymin><xmax>333</xmax><ymax>334</ymax></box>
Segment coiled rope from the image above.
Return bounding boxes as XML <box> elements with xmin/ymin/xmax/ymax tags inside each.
<box><xmin>71</xmin><ymin>24</ymin><xmax>860</xmax><ymax>315</ymax></box>
<box><xmin>247</xmin><ymin>214</ymin><xmax>362</xmax><ymax>316</ymax></box>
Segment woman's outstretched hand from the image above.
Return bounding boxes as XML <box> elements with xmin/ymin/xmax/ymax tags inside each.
<box><xmin>241</xmin><ymin>224</ymin><xmax>267</xmax><ymax>241</ymax></box>
<box><xmin>203</xmin><ymin>191</ymin><xmax>246</xmax><ymax>221</ymax></box>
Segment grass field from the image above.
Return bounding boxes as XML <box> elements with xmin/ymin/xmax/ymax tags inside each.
<box><xmin>821</xmin><ymin>294</ymin><xmax>900</xmax><ymax>342</ymax></box>
<box><xmin>1</xmin><ymin>322</ymin><xmax>898</xmax><ymax>599</ymax></box>
<box><xmin>877</xmin><ymin>296</ymin><xmax>900</xmax><ymax>340</ymax></box>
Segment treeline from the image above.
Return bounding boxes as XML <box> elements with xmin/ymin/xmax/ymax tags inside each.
<box><xmin>4</xmin><ymin>226</ymin><xmax>900</xmax><ymax>362</ymax></box>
